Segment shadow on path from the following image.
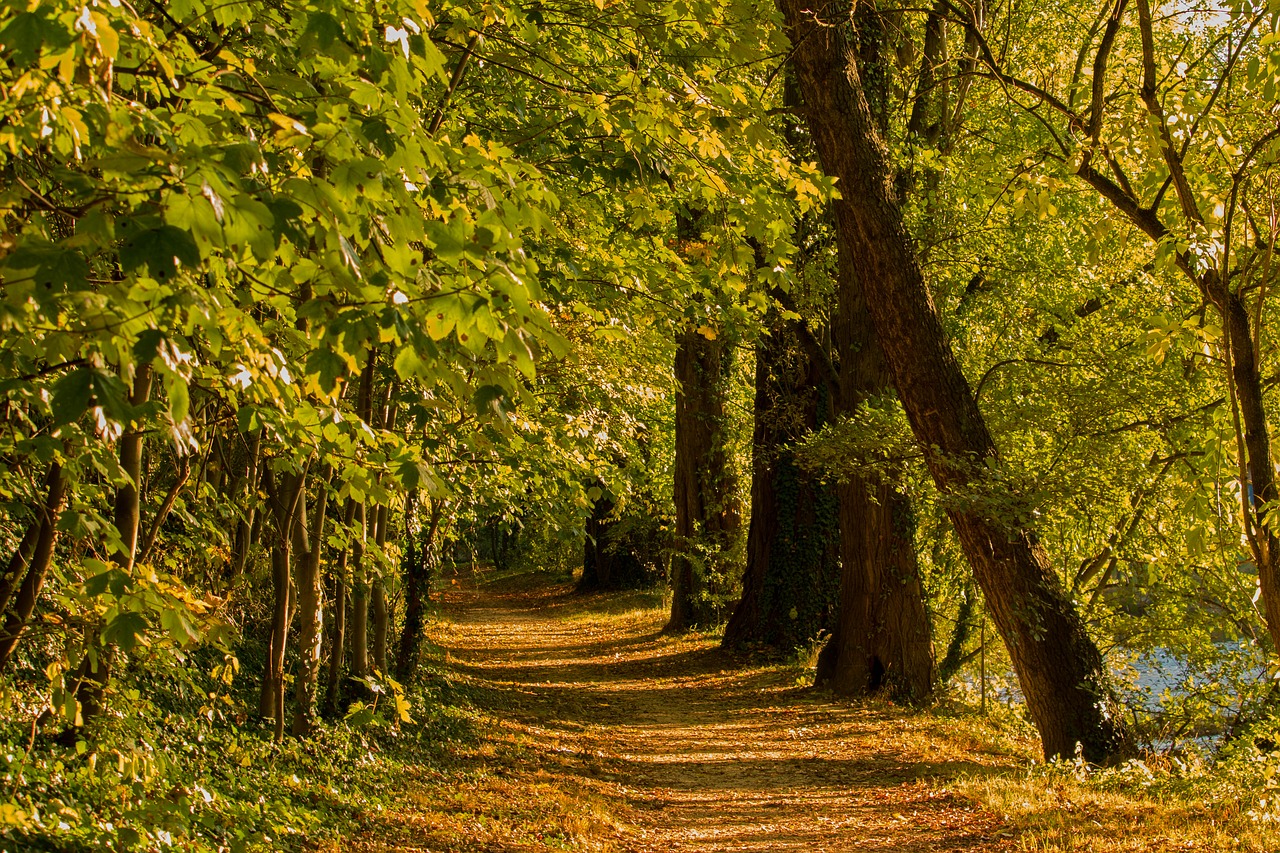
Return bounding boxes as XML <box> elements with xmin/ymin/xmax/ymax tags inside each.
<box><xmin>435</xmin><ymin>570</ymin><xmax>1018</xmax><ymax>852</ymax></box>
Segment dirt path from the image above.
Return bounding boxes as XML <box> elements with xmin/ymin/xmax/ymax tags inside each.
<box><xmin>414</xmin><ymin>574</ymin><xmax>1019</xmax><ymax>853</ymax></box>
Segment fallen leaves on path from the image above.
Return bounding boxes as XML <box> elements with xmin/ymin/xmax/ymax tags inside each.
<box><xmin>347</xmin><ymin>574</ymin><xmax>1023</xmax><ymax>852</ymax></box>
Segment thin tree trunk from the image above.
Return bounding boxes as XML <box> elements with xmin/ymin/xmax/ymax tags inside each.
<box><xmin>667</xmin><ymin>327</ymin><xmax>740</xmax><ymax>632</ymax></box>
<box><xmin>0</xmin><ymin>463</ymin><xmax>68</xmax><ymax>670</ymax></box>
<box><xmin>79</xmin><ymin>364</ymin><xmax>153</xmax><ymax>720</ymax></box>
<box><xmin>136</xmin><ymin>455</ymin><xmax>191</xmax><ymax>567</ymax></box>
<box><xmin>113</xmin><ymin>364</ymin><xmax>153</xmax><ymax>568</ymax></box>
<box><xmin>260</xmin><ymin>466</ymin><xmax>307</xmax><ymax>742</ymax></box>
<box><xmin>578</xmin><ymin>486</ymin><xmax>614</xmax><ymax>592</ymax></box>
<box><xmin>396</xmin><ymin>495</ymin><xmax>441</xmax><ymax>684</ymax></box>
<box><xmin>324</xmin><ymin>499</ymin><xmax>357</xmax><ymax>716</ymax></box>
<box><xmin>372</xmin><ymin>503</ymin><xmax>390</xmax><ymax>674</ymax></box>
<box><xmin>350</xmin><ymin>502</ymin><xmax>369</xmax><ymax>685</ymax></box>
<box><xmin>779</xmin><ymin>0</ymin><xmax>1126</xmax><ymax>760</ymax></box>
<box><xmin>0</xmin><ymin>463</ymin><xmax>64</xmax><ymax>620</ymax></box>
<box><xmin>231</xmin><ymin>431</ymin><xmax>263</xmax><ymax>580</ymax></box>
<box><xmin>291</xmin><ymin>468</ymin><xmax>331</xmax><ymax>736</ymax></box>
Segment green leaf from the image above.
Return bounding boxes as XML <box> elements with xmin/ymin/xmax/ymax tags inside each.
<box><xmin>426</xmin><ymin>221</ymin><xmax>465</xmax><ymax>264</ymax></box>
<box><xmin>0</xmin><ymin>12</ymin><xmax>49</xmax><ymax>65</ymax></box>
<box><xmin>393</xmin><ymin>346</ymin><xmax>424</xmax><ymax>380</ymax></box>
<box><xmin>473</xmin><ymin>384</ymin><xmax>510</xmax><ymax>420</ymax></box>
<box><xmin>103</xmin><ymin>612</ymin><xmax>149</xmax><ymax>653</ymax></box>
<box><xmin>225</xmin><ymin>196</ymin><xmax>277</xmax><ymax>260</ymax></box>
<box><xmin>50</xmin><ymin>368</ymin><xmax>95</xmax><ymax>426</ymax></box>
<box><xmin>2</xmin><ymin>243</ymin><xmax>88</xmax><ymax>293</ymax></box>
<box><xmin>237</xmin><ymin>405</ymin><xmax>262</xmax><ymax>434</ymax></box>
<box><xmin>165</xmin><ymin>193</ymin><xmax>223</xmax><ymax>255</ymax></box>
<box><xmin>119</xmin><ymin>226</ymin><xmax>201</xmax><ymax>281</ymax></box>
<box><xmin>344</xmin><ymin>701</ymin><xmax>376</xmax><ymax>727</ymax></box>
<box><xmin>425</xmin><ymin>294</ymin><xmax>466</xmax><ymax>339</ymax></box>
<box><xmin>166</xmin><ymin>374</ymin><xmax>190</xmax><ymax>424</ymax></box>
<box><xmin>84</xmin><ymin>565</ymin><xmax>131</xmax><ymax>597</ymax></box>
<box><xmin>302</xmin><ymin>11</ymin><xmax>344</xmax><ymax>51</ymax></box>
<box><xmin>160</xmin><ymin>607</ymin><xmax>201</xmax><ymax>646</ymax></box>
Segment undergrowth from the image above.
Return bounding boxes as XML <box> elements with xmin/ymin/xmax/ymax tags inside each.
<box><xmin>0</xmin><ymin>646</ymin><xmax>477</xmax><ymax>852</ymax></box>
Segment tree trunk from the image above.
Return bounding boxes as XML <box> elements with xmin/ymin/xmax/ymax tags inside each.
<box><xmin>1221</xmin><ymin>287</ymin><xmax>1280</xmax><ymax>652</ymax></box>
<box><xmin>350</xmin><ymin>502</ymin><xmax>370</xmax><ymax>685</ymax></box>
<box><xmin>818</xmin><ymin>479</ymin><xmax>935</xmax><ymax>702</ymax></box>
<box><xmin>779</xmin><ymin>0</ymin><xmax>1127</xmax><ymax>760</ymax></box>
<box><xmin>230</xmin><ymin>431</ymin><xmax>263</xmax><ymax>581</ymax></box>
<box><xmin>667</xmin><ymin>327</ymin><xmax>741</xmax><ymax>633</ymax></box>
<box><xmin>396</xmin><ymin>495</ymin><xmax>440</xmax><ymax>684</ymax></box>
<box><xmin>324</xmin><ymin>499</ymin><xmax>357</xmax><ymax>716</ymax></box>
<box><xmin>260</xmin><ymin>467</ymin><xmax>306</xmax><ymax>742</ymax></box>
<box><xmin>815</xmin><ymin>245</ymin><xmax>935</xmax><ymax>703</ymax></box>
<box><xmin>0</xmin><ymin>463</ymin><xmax>68</xmax><ymax>670</ymax></box>
<box><xmin>79</xmin><ymin>364</ymin><xmax>154</xmax><ymax>720</ymax></box>
<box><xmin>578</xmin><ymin>485</ymin><xmax>615</xmax><ymax>592</ymax></box>
<box><xmin>723</xmin><ymin>321</ymin><xmax>840</xmax><ymax>652</ymax></box>
<box><xmin>112</xmin><ymin>364</ymin><xmax>153</xmax><ymax>568</ymax></box>
<box><xmin>291</xmin><ymin>468</ymin><xmax>331</xmax><ymax>736</ymax></box>
<box><xmin>372</xmin><ymin>503</ymin><xmax>390</xmax><ymax>674</ymax></box>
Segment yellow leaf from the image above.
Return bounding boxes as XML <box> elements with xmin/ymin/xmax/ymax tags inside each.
<box><xmin>697</xmin><ymin>325</ymin><xmax>717</xmax><ymax>340</ymax></box>
<box><xmin>267</xmin><ymin>112</ymin><xmax>309</xmax><ymax>136</ymax></box>
<box><xmin>91</xmin><ymin>13</ymin><xmax>118</xmax><ymax>60</ymax></box>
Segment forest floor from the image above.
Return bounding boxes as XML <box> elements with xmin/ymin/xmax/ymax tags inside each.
<box><xmin>338</xmin><ymin>569</ymin><xmax>1268</xmax><ymax>852</ymax></box>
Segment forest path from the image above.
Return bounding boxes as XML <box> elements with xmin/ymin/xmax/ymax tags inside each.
<box><xmin>361</xmin><ymin>570</ymin><xmax>1022</xmax><ymax>852</ymax></box>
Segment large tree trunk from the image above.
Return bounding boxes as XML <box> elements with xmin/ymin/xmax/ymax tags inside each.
<box><xmin>291</xmin><ymin>469</ymin><xmax>331</xmax><ymax>736</ymax></box>
<box><xmin>815</xmin><ymin>248</ymin><xmax>935</xmax><ymax>703</ymax></box>
<box><xmin>723</xmin><ymin>321</ymin><xmax>840</xmax><ymax>652</ymax></box>
<box><xmin>667</xmin><ymin>327</ymin><xmax>741</xmax><ymax>633</ymax></box>
<box><xmin>779</xmin><ymin>0</ymin><xmax>1127</xmax><ymax>761</ymax></box>
<box><xmin>0</xmin><ymin>463</ymin><xmax>68</xmax><ymax>670</ymax></box>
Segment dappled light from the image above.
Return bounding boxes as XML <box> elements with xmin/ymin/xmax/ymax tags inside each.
<box><xmin>344</xmin><ymin>569</ymin><xmax>1019</xmax><ymax>852</ymax></box>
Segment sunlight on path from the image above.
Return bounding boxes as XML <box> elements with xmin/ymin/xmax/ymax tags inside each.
<box><xmin>435</xmin><ymin>577</ymin><xmax>1015</xmax><ymax>852</ymax></box>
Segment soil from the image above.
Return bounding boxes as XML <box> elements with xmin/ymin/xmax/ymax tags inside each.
<box><xmin>359</xmin><ymin>571</ymin><xmax>1023</xmax><ymax>852</ymax></box>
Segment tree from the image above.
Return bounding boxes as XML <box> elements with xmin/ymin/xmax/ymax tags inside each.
<box><xmin>723</xmin><ymin>313</ymin><xmax>841</xmax><ymax>652</ymax></box>
<box><xmin>667</xmin><ymin>325</ymin><xmax>743</xmax><ymax>632</ymax></box>
<box><xmin>953</xmin><ymin>0</ymin><xmax>1280</xmax><ymax>657</ymax></box>
<box><xmin>776</xmin><ymin>0</ymin><xmax>1128</xmax><ymax>760</ymax></box>
<box><xmin>816</xmin><ymin>246</ymin><xmax>936</xmax><ymax>702</ymax></box>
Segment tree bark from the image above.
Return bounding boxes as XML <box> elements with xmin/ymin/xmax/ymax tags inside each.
<box><xmin>578</xmin><ymin>486</ymin><xmax>614</xmax><ymax>592</ymax></box>
<box><xmin>291</xmin><ymin>468</ymin><xmax>331</xmax><ymax>736</ymax></box>
<box><xmin>667</xmin><ymin>327</ymin><xmax>741</xmax><ymax>632</ymax></box>
<box><xmin>779</xmin><ymin>0</ymin><xmax>1127</xmax><ymax>760</ymax></box>
<box><xmin>0</xmin><ymin>463</ymin><xmax>68</xmax><ymax>670</ymax></box>
<box><xmin>815</xmin><ymin>247</ymin><xmax>935</xmax><ymax>703</ymax></box>
<box><xmin>79</xmin><ymin>364</ymin><xmax>154</xmax><ymax>720</ymax></box>
<box><xmin>372</xmin><ymin>501</ymin><xmax>390</xmax><ymax>675</ymax></box>
<box><xmin>350</xmin><ymin>502</ymin><xmax>370</xmax><ymax>685</ymax></box>
<box><xmin>324</xmin><ymin>499</ymin><xmax>357</xmax><ymax>716</ymax></box>
<box><xmin>723</xmin><ymin>320</ymin><xmax>840</xmax><ymax>652</ymax></box>
<box><xmin>260</xmin><ymin>466</ymin><xmax>306</xmax><ymax>742</ymax></box>
<box><xmin>230</xmin><ymin>431</ymin><xmax>263</xmax><ymax>581</ymax></box>
<box><xmin>396</xmin><ymin>495</ymin><xmax>440</xmax><ymax>684</ymax></box>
